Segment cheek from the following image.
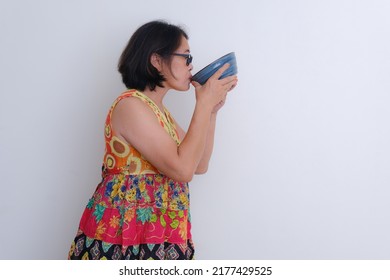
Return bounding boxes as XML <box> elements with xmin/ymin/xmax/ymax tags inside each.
<box><xmin>171</xmin><ymin>66</ymin><xmax>189</xmax><ymax>81</ymax></box>
<box><xmin>165</xmin><ymin>62</ymin><xmax>190</xmax><ymax>89</ymax></box>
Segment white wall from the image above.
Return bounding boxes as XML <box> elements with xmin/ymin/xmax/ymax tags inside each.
<box><xmin>1</xmin><ymin>0</ymin><xmax>390</xmax><ymax>259</ymax></box>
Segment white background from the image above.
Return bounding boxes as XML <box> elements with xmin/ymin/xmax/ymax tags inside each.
<box><xmin>1</xmin><ymin>0</ymin><xmax>389</xmax><ymax>260</ymax></box>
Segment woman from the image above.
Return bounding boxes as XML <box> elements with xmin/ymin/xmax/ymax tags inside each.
<box><xmin>68</xmin><ymin>20</ymin><xmax>238</xmax><ymax>260</ymax></box>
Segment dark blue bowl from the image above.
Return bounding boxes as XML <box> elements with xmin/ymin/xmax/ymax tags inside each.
<box><xmin>192</xmin><ymin>52</ymin><xmax>237</xmax><ymax>85</ymax></box>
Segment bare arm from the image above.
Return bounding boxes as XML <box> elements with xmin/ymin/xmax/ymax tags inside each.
<box><xmin>194</xmin><ymin>113</ymin><xmax>217</xmax><ymax>174</ymax></box>
<box><xmin>174</xmin><ymin>83</ymin><xmax>236</xmax><ymax>174</ymax></box>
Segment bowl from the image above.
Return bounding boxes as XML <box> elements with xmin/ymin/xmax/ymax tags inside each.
<box><xmin>191</xmin><ymin>52</ymin><xmax>238</xmax><ymax>85</ymax></box>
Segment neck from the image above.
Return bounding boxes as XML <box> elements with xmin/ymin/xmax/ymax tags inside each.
<box><xmin>142</xmin><ymin>86</ymin><xmax>169</xmax><ymax>112</ymax></box>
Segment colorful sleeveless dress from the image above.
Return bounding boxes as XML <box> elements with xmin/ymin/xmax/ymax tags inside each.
<box><xmin>68</xmin><ymin>89</ymin><xmax>194</xmax><ymax>260</ymax></box>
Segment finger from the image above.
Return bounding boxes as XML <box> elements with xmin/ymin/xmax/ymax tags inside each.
<box><xmin>227</xmin><ymin>79</ymin><xmax>238</xmax><ymax>91</ymax></box>
<box><xmin>220</xmin><ymin>75</ymin><xmax>237</xmax><ymax>86</ymax></box>
<box><xmin>210</xmin><ymin>63</ymin><xmax>230</xmax><ymax>80</ymax></box>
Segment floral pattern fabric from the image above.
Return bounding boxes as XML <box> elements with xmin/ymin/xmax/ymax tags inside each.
<box><xmin>68</xmin><ymin>90</ymin><xmax>193</xmax><ymax>260</ymax></box>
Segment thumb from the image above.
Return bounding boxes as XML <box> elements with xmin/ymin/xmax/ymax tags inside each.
<box><xmin>191</xmin><ymin>80</ymin><xmax>201</xmax><ymax>89</ymax></box>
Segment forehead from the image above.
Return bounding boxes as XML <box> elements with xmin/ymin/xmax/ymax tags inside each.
<box><xmin>176</xmin><ymin>36</ymin><xmax>190</xmax><ymax>52</ymax></box>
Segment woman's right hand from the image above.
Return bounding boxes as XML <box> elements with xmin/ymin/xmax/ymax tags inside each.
<box><xmin>191</xmin><ymin>63</ymin><xmax>238</xmax><ymax>113</ymax></box>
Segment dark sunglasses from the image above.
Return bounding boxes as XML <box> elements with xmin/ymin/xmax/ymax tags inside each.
<box><xmin>171</xmin><ymin>53</ymin><xmax>193</xmax><ymax>66</ymax></box>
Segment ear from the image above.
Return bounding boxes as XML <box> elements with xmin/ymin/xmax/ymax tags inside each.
<box><xmin>150</xmin><ymin>53</ymin><xmax>163</xmax><ymax>71</ymax></box>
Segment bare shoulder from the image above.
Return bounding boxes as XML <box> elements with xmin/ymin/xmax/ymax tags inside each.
<box><xmin>112</xmin><ymin>95</ymin><xmax>148</xmax><ymax>117</ymax></box>
<box><xmin>112</xmin><ymin>96</ymin><xmax>155</xmax><ymax>135</ymax></box>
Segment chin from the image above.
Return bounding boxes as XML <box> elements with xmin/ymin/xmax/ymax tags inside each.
<box><xmin>175</xmin><ymin>84</ymin><xmax>190</xmax><ymax>92</ymax></box>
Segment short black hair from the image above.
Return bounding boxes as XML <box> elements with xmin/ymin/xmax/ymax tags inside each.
<box><xmin>118</xmin><ymin>20</ymin><xmax>189</xmax><ymax>91</ymax></box>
